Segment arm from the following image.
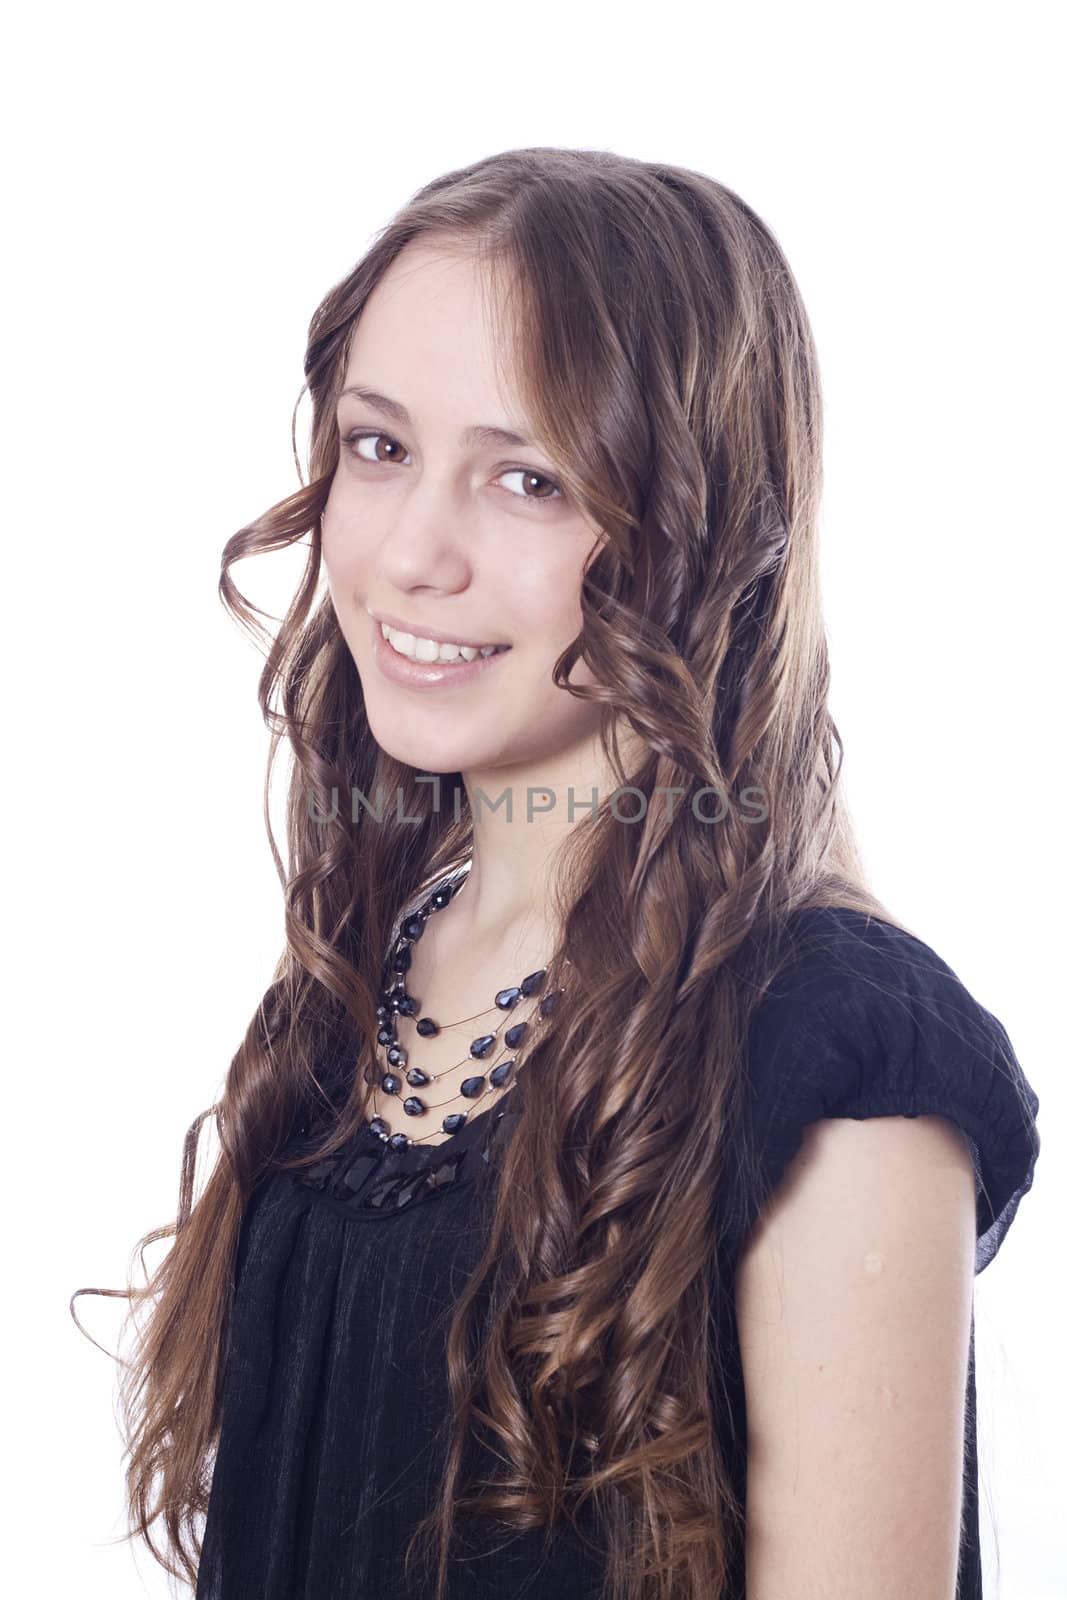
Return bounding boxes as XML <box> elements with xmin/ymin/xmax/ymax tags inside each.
<box><xmin>736</xmin><ymin>1113</ymin><xmax>976</xmax><ymax>1600</ymax></box>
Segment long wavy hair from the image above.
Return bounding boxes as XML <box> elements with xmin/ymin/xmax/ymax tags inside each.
<box><xmin>72</xmin><ymin>146</ymin><xmax>906</xmax><ymax>1600</ymax></box>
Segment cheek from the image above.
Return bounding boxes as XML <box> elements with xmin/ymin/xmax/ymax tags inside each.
<box><xmin>321</xmin><ymin>498</ymin><xmax>366</xmax><ymax>585</ymax></box>
<box><xmin>510</xmin><ymin>541</ymin><xmax>596</xmax><ymax>640</ymax></box>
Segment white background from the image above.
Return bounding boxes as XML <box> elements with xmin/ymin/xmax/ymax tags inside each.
<box><xmin>3</xmin><ymin>1</ymin><xmax>1062</xmax><ymax>1595</ymax></box>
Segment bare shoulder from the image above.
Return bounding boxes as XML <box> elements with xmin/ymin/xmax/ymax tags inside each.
<box><xmin>736</xmin><ymin>1114</ymin><xmax>976</xmax><ymax>1600</ymax></box>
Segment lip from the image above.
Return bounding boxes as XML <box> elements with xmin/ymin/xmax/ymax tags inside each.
<box><xmin>371</xmin><ymin>618</ymin><xmax>512</xmax><ymax>690</ymax></box>
<box><xmin>367</xmin><ymin>607</ymin><xmax>509</xmax><ymax>651</ymax></box>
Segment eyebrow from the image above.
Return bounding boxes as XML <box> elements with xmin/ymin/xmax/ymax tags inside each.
<box><xmin>338</xmin><ymin>384</ymin><xmax>533</xmax><ymax>451</ymax></box>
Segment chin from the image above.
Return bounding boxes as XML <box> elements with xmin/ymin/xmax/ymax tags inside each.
<box><xmin>363</xmin><ymin>719</ymin><xmax>477</xmax><ymax>779</ymax></box>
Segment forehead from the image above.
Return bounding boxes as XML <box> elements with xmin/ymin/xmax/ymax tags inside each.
<box><xmin>340</xmin><ymin>245</ymin><xmax>526</xmax><ymax>429</ymax></box>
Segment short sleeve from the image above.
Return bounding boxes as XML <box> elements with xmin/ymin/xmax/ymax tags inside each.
<box><xmin>733</xmin><ymin>909</ymin><xmax>1041</xmax><ymax>1274</ymax></box>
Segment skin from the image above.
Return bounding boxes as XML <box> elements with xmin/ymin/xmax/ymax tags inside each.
<box><xmin>737</xmin><ymin>1113</ymin><xmax>977</xmax><ymax>1598</ymax></box>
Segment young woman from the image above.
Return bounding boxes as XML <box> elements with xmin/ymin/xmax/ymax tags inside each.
<box><xmin>74</xmin><ymin>147</ymin><xmax>1040</xmax><ymax>1600</ymax></box>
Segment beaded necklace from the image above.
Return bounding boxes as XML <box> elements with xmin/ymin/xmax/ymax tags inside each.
<box><xmin>366</xmin><ymin>864</ymin><xmax>565</xmax><ymax>1152</ymax></box>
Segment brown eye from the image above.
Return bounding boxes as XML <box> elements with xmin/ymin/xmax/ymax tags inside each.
<box><xmin>345</xmin><ymin>430</ymin><xmax>410</xmax><ymax>466</ymax></box>
<box><xmin>498</xmin><ymin>468</ymin><xmax>564</xmax><ymax>505</ymax></box>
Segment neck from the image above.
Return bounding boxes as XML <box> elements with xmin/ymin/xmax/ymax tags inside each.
<box><xmin>455</xmin><ymin>719</ymin><xmax>646</xmax><ymax>947</ymax></box>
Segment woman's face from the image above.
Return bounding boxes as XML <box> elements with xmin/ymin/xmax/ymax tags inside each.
<box><xmin>321</xmin><ymin>242</ymin><xmax>606</xmax><ymax>780</ymax></box>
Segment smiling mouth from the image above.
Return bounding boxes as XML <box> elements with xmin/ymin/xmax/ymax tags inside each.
<box><xmin>379</xmin><ymin>621</ymin><xmax>512</xmax><ymax>665</ymax></box>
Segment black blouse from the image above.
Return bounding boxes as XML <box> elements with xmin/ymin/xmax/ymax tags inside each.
<box><xmin>195</xmin><ymin>908</ymin><xmax>1041</xmax><ymax>1598</ymax></box>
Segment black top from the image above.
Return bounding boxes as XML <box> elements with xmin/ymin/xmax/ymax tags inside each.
<box><xmin>195</xmin><ymin>908</ymin><xmax>1041</xmax><ymax>1599</ymax></box>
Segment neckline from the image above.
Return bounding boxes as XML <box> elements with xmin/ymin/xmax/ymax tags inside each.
<box><xmin>288</xmin><ymin>1075</ymin><xmax>524</xmax><ymax>1219</ymax></box>
<box><xmin>364</xmin><ymin>1072</ymin><xmax>524</xmax><ymax>1165</ymax></box>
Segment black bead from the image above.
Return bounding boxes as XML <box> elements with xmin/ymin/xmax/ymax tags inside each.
<box><xmin>380</xmin><ymin>1073</ymin><xmax>402</xmax><ymax>1095</ymax></box>
<box><xmin>540</xmin><ymin>990</ymin><xmax>560</xmax><ymax>1016</ymax></box>
<box><xmin>375</xmin><ymin>1004</ymin><xmax>389</xmax><ymax>1020</ymax></box>
<box><xmin>521</xmin><ymin>969</ymin><xmax>547</xmax><ymax>996</ymax></box>
<box><xmin>387</xmin><ymin>1132</ymin><xmax>411</xmax><ymax>1152</ymax></box>
<box><xmin>401</xmin><ymin>915</ymin><xmax>424</xmax><ymax>941</ymax></box>
<box><xmin>442</xmin><ymin>1112</ymin><xmax>467</xmax><ymax>1133</ymax></box>
<box><xmin>416</xmin><ymin>1016</ymin><xmax>439</xmax><ymax>1037</ymax></box>
<box><xmin>488</xmin><ymin>1059</ymin><xmax>514</xmax><ymax>1088</ymax></box>
<box><xmin>460</xmin><ymin>1075</ymin><xmax>486</xmax><ymax>1098</ymax></box>
<box><xmin>403</xmin><ymin>1096</ymin><xmax>426</xmax><ymax>1116</ymax></box>
<box><xmin>495</xmin><ymin>985</ymin><xmax>522</xmax><ymax>1009</ymax></box>
<box><xmin>504</xmin><ymin>1021</ymin><xmax>528</xmax><ymax>1048</ymax></box>
<box><xmin>377</xmin><ymin>1025</ymin><xmax>394</xmax><ymax>1045</ymax></box>
<box><xmin>392</xmin><ymin>944</ymin><xmax>413</xmax><ymax>975</ymax></box>
<box><xmin>368</xmin><ymin>1116</ymin><xmax>389</xmax><ymax>1138</ymax></box>
<box><xmin>397</xmin><ymin>995</ymin><xmax>417</xmax><ymax>1017</ymax></box>
<box><xmin>405</xmin><ymin>1067</ymin><xmax>429</xmax><ymax>1086</ymax></box>
<box><xmin>470</xmin><ymin>1033</ymin><xmax>496</xmax><ymax>1059</ymax></box>
<box><xmin>386</xmin><ymin>1044</ymin><xmax>408</xmax><ymax>1068</ymax></box>
<box><xmin>430</xmin><ymin>883</ymin><xmax>455</xmax><ymax>909</ymax></box>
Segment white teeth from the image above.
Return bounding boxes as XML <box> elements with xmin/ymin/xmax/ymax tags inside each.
<box><xmin>381</xmin><ymin>622</ymin><xmax>506</xmax><ymax>664</ymax></box>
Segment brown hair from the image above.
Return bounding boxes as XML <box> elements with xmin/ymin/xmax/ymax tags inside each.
<box><xmin>72</xmin><ymin>146</ymin><xmax>903</xmax><ymax>1599</ymax></box>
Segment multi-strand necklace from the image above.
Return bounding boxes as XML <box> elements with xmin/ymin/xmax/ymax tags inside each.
<box><xmin>365</xmin><ymin>864</ymin><xmax>565</xmax><ymax>1152</ymax></box>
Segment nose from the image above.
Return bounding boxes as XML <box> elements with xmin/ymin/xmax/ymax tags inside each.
<box><xmin>374</xmin><ymin>481</ymin><xmax>475</xmax><ymax>593</ymax></box>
